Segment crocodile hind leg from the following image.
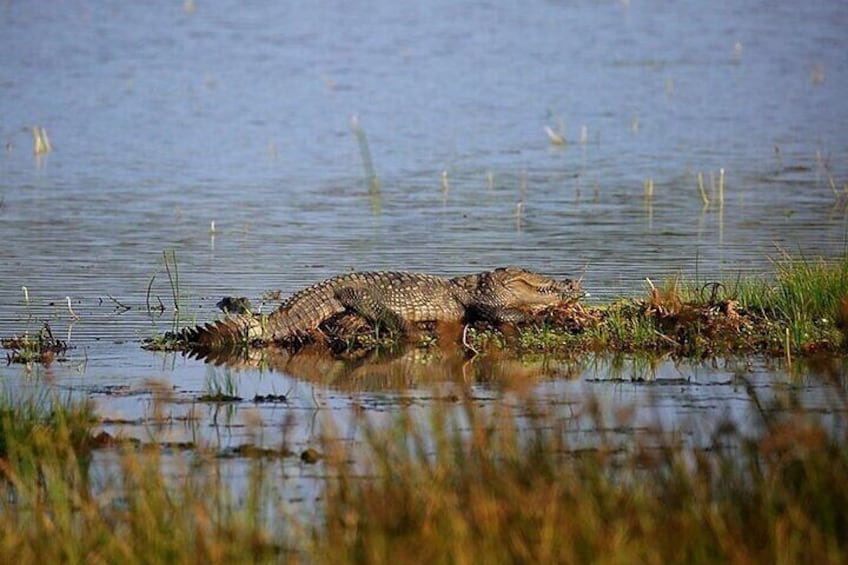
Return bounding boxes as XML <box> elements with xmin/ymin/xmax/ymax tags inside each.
<box><xmin>333</xmin><ymin>286</ymin><xmax>412</xmax><ymax>337</ymax></box>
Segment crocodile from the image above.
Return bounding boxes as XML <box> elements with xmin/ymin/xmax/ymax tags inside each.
<box><xmin>164</xmin><ymin>267</ymin><xmax>581</xmax><ymax>353</ymax></box>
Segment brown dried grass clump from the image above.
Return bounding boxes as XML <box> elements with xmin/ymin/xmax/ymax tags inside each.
<box><xmin>637</xmin><ymin>281</ymin><xmax>758</xmax><ymax>355</ymax></box>
<box><xmin>542</xmin><ymin>301</ymin><xmax>601</xmax><ymax>333</ymax></box>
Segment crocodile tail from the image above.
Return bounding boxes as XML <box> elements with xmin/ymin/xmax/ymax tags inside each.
<box><xmin>178</xmin><ymin>314</ymin><xmax>268</xmax><ymax>351</ymax></box>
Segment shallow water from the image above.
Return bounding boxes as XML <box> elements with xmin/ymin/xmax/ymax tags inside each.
<box><xmin>1</xmin><ymin>0</ymin><xmax>848</xmax><ymax>496</ymax></box>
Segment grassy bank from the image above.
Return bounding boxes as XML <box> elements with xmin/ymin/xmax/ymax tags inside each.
<box><xmin>476</xmin><ymin>252</ymin><xmax>848</xmax><ymax>358</ymax></box>
<box><xmin>136</xmin><ymin>252</ymin><xmax>848</xmax><ymax>362</ymax></box>
<box><xmin>0</xmin><ymin>387</ymin><xmax>845</xmax><ymax>563</ymax></box>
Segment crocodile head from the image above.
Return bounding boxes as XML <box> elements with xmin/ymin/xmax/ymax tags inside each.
<box><xmin>487</xmin><ymin>267</ymin><xmax>581</xmax><ymax>310</ymax></box>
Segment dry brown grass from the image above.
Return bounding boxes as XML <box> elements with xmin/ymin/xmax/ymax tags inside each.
<box><xmin>0</xmin><ymin>384</ymin><xmax>845</xmax><ymax>563</ymax></box>
<box><xmin>312</xmin><ymin>396</ymin><xmax>848</xmax><ymax>564</ymax></box>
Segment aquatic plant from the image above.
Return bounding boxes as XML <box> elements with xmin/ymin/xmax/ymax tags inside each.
<box><xmin>1</xmin><ymin>323</ymin><xmax>68</xmax><ymax>364</ymax></box>
<box><xmin>163</xmin><ymin>249</ymin><xmax>181</xmax><ymax>312</ymax></box>
<box><xmin>199</xmin><ymin>367</ymin><xmax>241</xmax><ymax>402</ymax></box>
<box><xmin>144</xmin><ymin>249</ymin><xmax>183</xmax><ymax>316</ymax></box>
<box><xmin>31</xmin><ymin>126</ymin><xmax>52</xmax><ymax>156</ymax></box>
<box><xmin>697</xmin><ymin>171</ymin><xmax>710</xmax><ymax>206</ymax></box>
<box><xmin>544</xmin><ymin>125</ymin><xmax>565</xmax><ymax>146</ymax></box>
<box><xmin>351</xmin><ymin>116</ymin><xmax>381</xmax><ymax>214</ymax></box>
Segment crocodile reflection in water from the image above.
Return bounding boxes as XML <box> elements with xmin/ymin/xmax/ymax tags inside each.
<box><xmin>193</xmin><ymin>341</ymin><xmax>583</xmax><ymax>393</ymax></box>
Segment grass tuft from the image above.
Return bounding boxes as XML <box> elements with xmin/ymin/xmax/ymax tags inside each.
<box><xmin>1</xmin><ymin>323</ymin><xmax>68</xmax><ymax>364</ymax></box>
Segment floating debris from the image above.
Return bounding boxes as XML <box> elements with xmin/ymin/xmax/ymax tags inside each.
<box><xmin>218</xmin><ymin>444</ymin><xmax>294</xmax><ymax>459</ymax></box>
<box><xmin>300</xmin><ymin>447</ymin><xmax>322</xmax><ymax>464</ymax></box>
<box><xmin>253</xmin><ymin>394</ymin><xmax>289</xmax><ymax>404</ymax></box>
<box><xmin>216</xmin><ymin>296</ymin><xmax>253</xmax><ymax>315</ymax></box>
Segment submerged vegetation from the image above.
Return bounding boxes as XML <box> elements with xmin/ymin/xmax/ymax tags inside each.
<box><xmin>0</xmin><ymin>385</ymin><xmax>845</xmax><ymax>562</ymax></box>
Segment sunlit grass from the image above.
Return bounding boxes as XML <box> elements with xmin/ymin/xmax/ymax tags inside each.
<box><xmin>313</xmin><ymin>398</ymin><xmax>848</xmax><ymax>563</ymax></box>
<box><xmin>0</xmin><ymin>383</ymin><xmax>845</xmax><ymax>562</ymax></box>
<box><xmin>725</xmin><ymin>253</ymin><xmax>848</xmax><ymax>351</ymax></box>
<box><xmin>507</xmin><ymin>252</ymin><xmax>848</xmax><ymax>358</ymax></box>
<box><xmin>0</xmin><ymin>389</ymin><xmax>290</xmax><ymax>562</ymax></box>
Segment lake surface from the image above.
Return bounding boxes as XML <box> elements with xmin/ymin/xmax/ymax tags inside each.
<box><xmin>1</xmin><ymin>0</ymin><xmax>847</xmax><ymax>486</ymax></box>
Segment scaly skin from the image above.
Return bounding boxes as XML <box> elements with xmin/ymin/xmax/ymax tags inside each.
<box><xmin>174</xmin><ymin>267</ymin><xmax>580</xmax><ymax>351</ymax></box>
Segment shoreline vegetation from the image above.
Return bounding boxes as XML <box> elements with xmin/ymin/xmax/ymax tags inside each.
<box><xmin>5</xmin><ymin>252</ymin><xmax>846</xmax><ymax>364</ymax></box>
<box><xmin>497</xmin><ymin>250</ymin><xmax>848</xmax><ymax>359</ymax></box>
<box><xmin>0</xmin><ymin>379</ymin><xmax>845</xmax><ymax>562</ymax></box>
<box><xmin>132</xmin><ymin>252</ymin><xmax>848</xmax><ymax>363</ymax></box>
<box><xmin>0</xmin><ymin>253</ymin><xmax>846</xmax><ymax>561</ymax></box>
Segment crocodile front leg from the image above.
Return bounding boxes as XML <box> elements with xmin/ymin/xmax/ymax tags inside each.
<box><xmin>467</xmin><ymin>304</ymin><xmax>542</xmax><ymax>324</ymax></box>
